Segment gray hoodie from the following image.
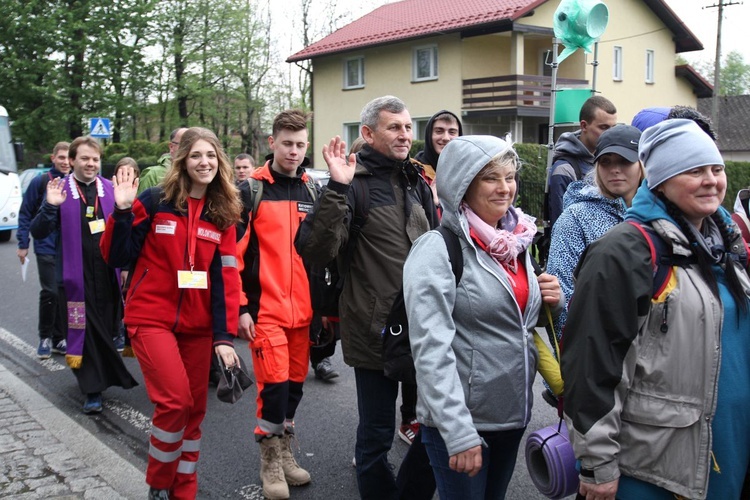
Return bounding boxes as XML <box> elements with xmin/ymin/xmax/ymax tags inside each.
<box><xmin>403</xmin><ymin>136</ymin><xmax>542</xmax><ymax>456</ymax></box>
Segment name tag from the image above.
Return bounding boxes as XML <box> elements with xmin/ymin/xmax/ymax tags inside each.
<box><xmin>155</xmin><ymin>221</ymin><xmax>177</xmax><ymax>235</ymax></box>
<box><xmin>86</xmin><ymin>206</ymin><xmax>95</xmax><ymax>218</ymax></box>
<box><xmin>297</xmin><ymin>202</ymin><xmax>314</xmax><ymax>214</ymax></box>
<box><xmin>197</xmin><ymin>226</ymin><xmax>221</xmax><ymax>244</ymax></box>
<box><xmin>177</xmin><ymin>270</ymin><xmax>208</xmax><ymax>289</ymax></box>
<box><xmin>88</xmin><ymin>219</ymin><xmax>105</xmax><ymax>234</ymax></box>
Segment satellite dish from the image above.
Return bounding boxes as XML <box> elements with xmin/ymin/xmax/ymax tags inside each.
<box><xmin>553</xmin><ymin>0</ymin><xmax>609</xmax><ymax>63</ymax></box>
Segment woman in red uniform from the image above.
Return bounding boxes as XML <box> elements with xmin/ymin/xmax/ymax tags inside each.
<box><xmin>100</xmin><ymin>127</ymin><xmax>243</xmax><ymax>499</ymax></box>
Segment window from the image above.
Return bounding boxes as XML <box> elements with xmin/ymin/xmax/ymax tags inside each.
<box><xmin>413</xmin><ymin>45</ymin><xmax>438</xmax><ymax>81</ymax></box>
<box><xmin>344</xmin><ymin>123</ymin><xmax>360</xmax><ymax>146</ymax></box>
<box><xmin>613</xmin><ymin>46</ymin><xmax>623</xmax><ymax>81</ymax></box>
<box><xmin>344</xmin><ymin>57</ymin><xmax>364</xmax><ymax>89</ymax></box>
<box><xmin>645</xmin><ymin>50</ymin><xmax>655</xmax><ymax>84</ymax></box>
<box><xmin>413</xmin><ymin>118</ymin><xmax>429</xmax><ymax>141</ymax></box>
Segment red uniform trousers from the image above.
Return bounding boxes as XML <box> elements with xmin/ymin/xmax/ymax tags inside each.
<box><xmin>250</xmin><ymin>323</ymin><xmax>310</xmax><ymax>439</ymax></box>
<box><xmin>129</xmin><ymin>326</ymin><xmax>212</xmax><ymax>499</ymax></box>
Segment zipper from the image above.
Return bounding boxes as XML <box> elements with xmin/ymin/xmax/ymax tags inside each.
<box><xmin>125</xmin><ymin>268</ymin><xmax>149</xmax><ymax>306</ymax></box>
<box><xmin>660</xmin><ymin>296</ymin><xmax>669</xmax><ymax>333</ymax></box>
<box><xmin>466</xmin><ymin>226</ymin><xmax>532</xmax><ymax>421</ymax></box>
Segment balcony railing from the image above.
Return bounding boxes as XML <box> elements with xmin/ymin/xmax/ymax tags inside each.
<box><xmin>462</xmin><ymin>74</ymin><xmax>588</xmax><ymax>112</ymax></box>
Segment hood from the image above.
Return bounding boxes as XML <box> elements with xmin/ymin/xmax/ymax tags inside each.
<box><xmin>414</xmin><ymin>110</ymin><xmax>463</xmax><ymax>169</ymax></box>
<box><xmin>552</xmin><ymin>130</ymin><xmax>593</xmax><ymax>163</ymax></box>
<box><xmin>436</xmin><ymin>135</ymin><xmax>515</xmax><ymax>234</ymax></box>
<box><xmin>734</xmin><ymin>189</ymin><xmax>750</xmax><ymax>217</ymax></box>
<box><xmin>561</xmin><ymin>179</ymin><xmax>625</xmax><ymax>215</ymax></box>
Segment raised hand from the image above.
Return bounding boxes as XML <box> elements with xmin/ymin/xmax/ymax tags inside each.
<box><xmin>45</xmin><ymin>177</ymin><xmax>67</xmax><ymax>206</ymax></box>
<box><xmin>112</xmin><ymin>165</ymin><xmax>139</xmax><ymax>210</ymax></box>
<box><xmin>322</xmin><ymin>136</ymin><xmax>356</xmax><ymax>185</ymax></box>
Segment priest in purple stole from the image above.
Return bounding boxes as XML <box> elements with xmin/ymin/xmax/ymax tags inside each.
<box><xmin>31</xmin><ymin>136</ymin><xmax>137</xmax><ymax>414</ymax></box>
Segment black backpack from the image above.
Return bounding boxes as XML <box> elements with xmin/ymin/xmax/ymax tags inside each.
<box><xmin>308</xmin><ymin>177</ymin><xmax>370</xmax><ymax>317</ymax></box>
<box><xmin>382</xmin><ymin>225</ymin><xmax>463</xmax><ymax>384</ymax></box>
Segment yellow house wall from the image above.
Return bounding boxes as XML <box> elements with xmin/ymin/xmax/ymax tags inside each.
<box><xmin>308</xmin><ymin>0</ymin><xmax>703</xmax><ymax>164</ymax></box>
<box><xmin>310</xmin><ymin>34</ymin><xmax>463</xmax><ymax>168</ymax></box>
<box><xmin>517</xmin><ymin>0</ymin><xmax>699</xmax><ymax>124</ymax></box>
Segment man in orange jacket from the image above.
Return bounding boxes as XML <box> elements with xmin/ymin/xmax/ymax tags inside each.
<box><xmin>236</xmin><ymin>109</ymin><xmax>316</xmax><ymax>500</ymax></box>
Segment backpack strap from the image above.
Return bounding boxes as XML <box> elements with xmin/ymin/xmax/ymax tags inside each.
<box><xmin>248</xmin><ymin>178</ymin><xmax>263</xmax><ymax>215</ymax></box>
<box><xmin>337</xmin><ymin>176</ymin><xmax>370</xmax><ymax>287</ymax></box>
<box><xmin>627</xmin><ymin>221</ymin><xmax>673</xmax><ymax>299</ymax></box>
<box><xmin>303</xmin><ymin>175</ymin><xmax>317</xmax><ymax>203</ymax></box>
<box><xmin>436</xmin><ymin>225</ymin><xmax>463</xmax><ymax>284</ymax></box>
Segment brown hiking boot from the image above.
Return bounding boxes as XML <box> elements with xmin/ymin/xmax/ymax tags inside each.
<box><xmin>259</xmin><ymin>436</ymin><xmax>289</xmax><ymax>499</ymax></box>
<box><xmin>280</xmin><ymin>432</ymin><xmax>311</xmax><ymax>486</ymax></box>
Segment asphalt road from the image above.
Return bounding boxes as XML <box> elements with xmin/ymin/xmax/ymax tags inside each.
<box><xmin>0</xmin><ymin>232</ymin><xmax>568</xmax><ymax>499</ymax></box>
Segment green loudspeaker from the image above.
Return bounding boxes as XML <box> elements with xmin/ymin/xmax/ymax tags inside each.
<box><xmin>553</xmin><ymin>0</ymin><xmax>609</xmax><ymax>63</ymax></box>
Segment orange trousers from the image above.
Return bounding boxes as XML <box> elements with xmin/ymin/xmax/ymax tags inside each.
<box><xmin>250</xmin><ymin>323</ymin><xmax>310</xmax><ymax>438</ymax></box>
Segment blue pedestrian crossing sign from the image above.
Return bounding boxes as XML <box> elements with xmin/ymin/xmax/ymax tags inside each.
<box><xmin>89</xmin><ymin>118</ymin><xmax>111</xmax><ymax>138</ymax></box>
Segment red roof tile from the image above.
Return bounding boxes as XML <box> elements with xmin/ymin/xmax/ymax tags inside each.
<box><xmin>287</xmin><ymin>0</ymin><xmax>546</xmax><ymax>62</ymax></box>
<box><xmin>287</xmin><ymin>0</ymin><xmax>702</xmax><ymax>62</ymax></box>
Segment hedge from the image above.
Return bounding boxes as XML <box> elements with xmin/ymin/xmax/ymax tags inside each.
<box><xmin>128</xmin><ymin>140</ymin><xmax>156</xmax><ymax>159</ymax></box>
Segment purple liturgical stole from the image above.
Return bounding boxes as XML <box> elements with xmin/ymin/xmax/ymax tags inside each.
<box><xmin>60</xmin><ymin>175</ymin><xmax>115</xmax><ymax>369</ymax></box>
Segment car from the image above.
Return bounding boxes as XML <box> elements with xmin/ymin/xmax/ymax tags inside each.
<box><xmin>304</xmin><ymin>168</ymin><xmax>330</xmax><ymax>189</ymax></box>
<box><xmin>19</xmin><ymin>166</ymin><xmax>50</xmax><ymax>195</ymax></box>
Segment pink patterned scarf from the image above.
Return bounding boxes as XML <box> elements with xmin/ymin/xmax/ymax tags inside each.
<box><xmin>462</xmin><ymin>202</ymin><xmax>537</xmax><ymax>273</ymax></box>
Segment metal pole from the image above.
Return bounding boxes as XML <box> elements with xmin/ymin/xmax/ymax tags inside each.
<box><xmin>547</xmin><ymin>38</ymin><xmax>560</xmax><ymax>170</ymax></box>
<box><xmin>591</xmin><ymin>41</ymin><xmax>599</xmax><ymax>95</ymax></box>
<box><xmin>711</xmin><ymin>0</ymin><xmax>724</xmax><ymax>132</ymax></box>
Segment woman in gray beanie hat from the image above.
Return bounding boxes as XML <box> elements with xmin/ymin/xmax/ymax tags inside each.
<box><xmin>562</xmin><ymin>119</ymin><xmax>750</xmax><ymax>499</ymax></box>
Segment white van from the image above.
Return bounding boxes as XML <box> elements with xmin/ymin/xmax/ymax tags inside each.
<box><xmin>0</xmin><ymin>105</ymin><xmax>22</xmax><ymax>242</ymax></box>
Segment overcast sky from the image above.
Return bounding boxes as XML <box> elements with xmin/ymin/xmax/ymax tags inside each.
<box><xmin>273</xmin><ymin>0</ymin><xmax>749</xmax><ymax>67</ymax></box>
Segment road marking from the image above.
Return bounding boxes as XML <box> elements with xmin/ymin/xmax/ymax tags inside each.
<box><xmin>0</xmin><ymin>326</ymin><xmax>153</xmax><ymax>434</ymax></box>
<box><xmin>0</xmin><ymin>326</ymin><xmax>66</xmax><ymax>371</ymax></box>
<box><xmin>104</xmin><ymin>398</ymin><xmax>152</xmax><ymax>434</ymax></box>
<box><xmin>236</xmin><ymin>485</ymin><xmax>264</xmax><ymax>499</ymax></box>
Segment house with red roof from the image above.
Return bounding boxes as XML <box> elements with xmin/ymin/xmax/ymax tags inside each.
<box><xmin>288</xmin><ymin>0</ymin><xmax>711</xmax><ymax>166</ymax></box>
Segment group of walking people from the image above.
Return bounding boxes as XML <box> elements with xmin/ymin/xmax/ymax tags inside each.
<box><xmin>17</xmin><ymin>91</ymin><xmax>750</xmax><ymax>500</ymax></box>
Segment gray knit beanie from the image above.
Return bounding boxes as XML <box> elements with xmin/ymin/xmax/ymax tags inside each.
<box><xmin>639</xmin><ymin>119</ymin><xmax>724</xmax><ymax>189</ymax></box>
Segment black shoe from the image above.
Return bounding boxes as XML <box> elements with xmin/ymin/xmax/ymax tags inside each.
<box><xmin>314</xmin><ymin>358</ymin><xmax>339</xmax><ymax>381</ymax></box>
<box><xmin>148</xmin><ymin>487</ymin><xmax>169</xmax><ymax>500</ymax></box>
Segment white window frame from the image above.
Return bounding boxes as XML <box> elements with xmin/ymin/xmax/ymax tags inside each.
<box><xmin>613</xmin><ymin>46</ymin><xmax>623</xmax><ymax>81</ymax></box>
<box><xmin>344</xmin><ymin>123</ymin><xmax>361</xmax><ymax>146</ymax></box>
<box><xmin>412</xmin><ymin>44</ymin><xmax>438</xmax><ymax>82</ymax></box>
<box><xmin>645</xmin><ymin>49</ymin><xmax>655</xmax><ymax>84</ymax></box>
<box><xmin>343</xmin><ymin>56</ymin><xmax>365</xmax><ymax>89</ymax></box>
<box><xmin>413</xmin><ymin>118</ymin><xmax>430</xmax><ymax>141</ymax></box>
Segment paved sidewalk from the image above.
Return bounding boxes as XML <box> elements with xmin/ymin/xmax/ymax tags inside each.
<box><xmin>0</xmin><ymin>362</ymin><xmax>147</xmax><ymax>499</ymax></box>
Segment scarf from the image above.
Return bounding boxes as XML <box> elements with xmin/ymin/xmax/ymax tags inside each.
<box><xmin>462</xmin><ymin>203</ymin><xmax>537</xmax><ymax>273</ymax></box>
<box><xmin>61</xmin><ymin>175</ymin><xmax>115</xmax><ymax>369</ymax></box>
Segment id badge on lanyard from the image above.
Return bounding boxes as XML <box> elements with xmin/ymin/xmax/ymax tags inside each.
<box><xmin>178</xmin><ymin>197</ymin><xmax>208</xmax><ymax>289</ymax></box>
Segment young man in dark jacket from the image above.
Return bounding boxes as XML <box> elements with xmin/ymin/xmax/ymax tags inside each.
<box><xmin>17</xmin><ymin>141</ymin><xmax>70</xmax><ymax>358</ymax></box>
<box><xmin>546</xmin><ymin>95</ymin><xmax>617</xmax><ymax>227</ymax></box>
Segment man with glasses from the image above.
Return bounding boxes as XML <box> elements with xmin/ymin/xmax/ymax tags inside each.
<box><xmin>137</xmin><ymin>127</ymin><xmax>187</xmax><ymax>195</ymax></box>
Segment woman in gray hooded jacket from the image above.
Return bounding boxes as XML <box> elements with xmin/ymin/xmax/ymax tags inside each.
<box><xmin>403</xmin><ymin>135</ymin><xmax>563</xmax><ymax>499</ymax></box>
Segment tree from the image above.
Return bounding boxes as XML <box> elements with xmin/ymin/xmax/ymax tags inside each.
<box><xmin>0</xmin><ymin>0</ymin><xmax>68</xmax><ymax>151</ymax></box>
<box><xmin>720</xmin><ymin>51</ymin><xmax>750</xmax><ymax>96</ymax></box>
<box><xmin>694</xmin><ymin>50</ymin><xmax>750</xmax><ymax>96</ymax></box>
